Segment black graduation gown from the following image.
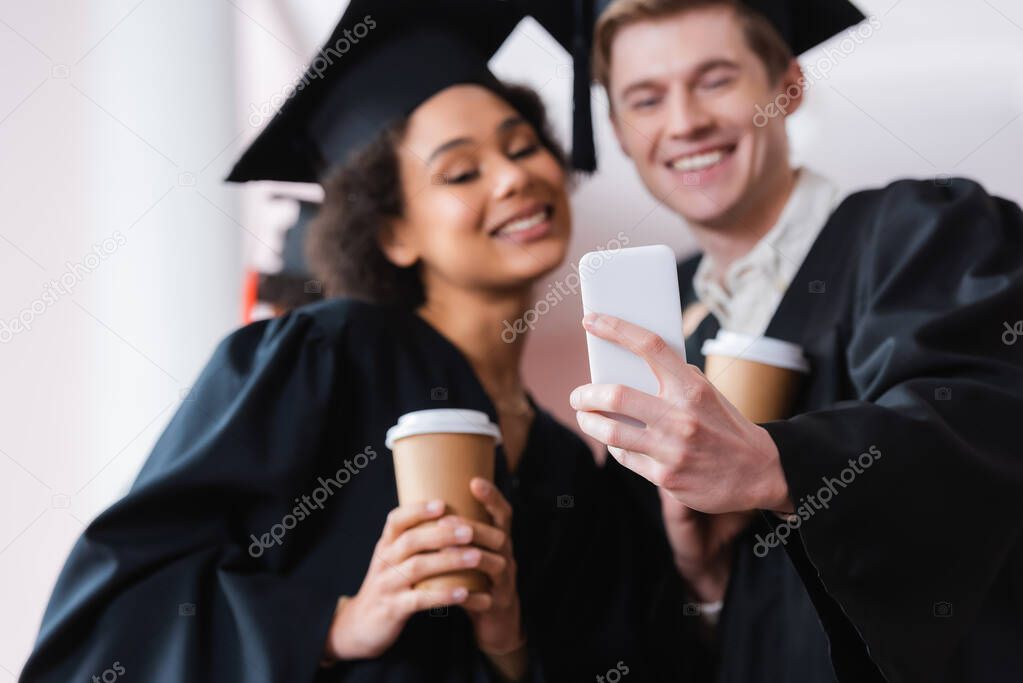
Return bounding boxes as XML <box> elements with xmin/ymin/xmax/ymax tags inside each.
<box><xmin>20</xmin><ymin>299</ymin><xmax>699</xmax><ymax>682</ymax></box>
<box><xmin>678</xmin><ymin>177</ymin><xmax>1023</xmax><ymax>683</ymax></box>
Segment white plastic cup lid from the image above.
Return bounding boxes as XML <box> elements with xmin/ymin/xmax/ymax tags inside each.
<box><xmin>701</xmin><ymin>331</ymin><xmax>810</xmax><ymax>373</ymax></box>
<box><xmin>385</xmin><ymin>409</ymin><xmax>502</xmax><ymax>449</ymax></box>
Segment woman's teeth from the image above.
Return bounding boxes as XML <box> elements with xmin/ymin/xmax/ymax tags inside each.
<box><xmin>671</xmin><ymin>148</ymin><xmax>729</xmax><ymax>172</ymax></box>
<box><xmin>496</xmin><ymin>210</ymin><xmax>547</xmax><ymax>236</ymax></box>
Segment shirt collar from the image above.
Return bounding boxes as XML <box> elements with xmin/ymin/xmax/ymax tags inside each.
<box><xmin>693</xmin><ymin>168</ymin><xmax>841</xmax><ymax>311</ymax></box>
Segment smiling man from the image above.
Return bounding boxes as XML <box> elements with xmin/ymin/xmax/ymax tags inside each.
<box><xmin>570</xmin><ymin>1</ymin><xmax>1023</xmax><ymax>681</ymax></box>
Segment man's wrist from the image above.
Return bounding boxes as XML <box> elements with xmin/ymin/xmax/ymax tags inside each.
<box><xmin>481</xmin><ymin>636</ymin><xmax>528</xmax><ymax>682</ymax></box>
<box><xmin>755</xmin><ymin>426</ymin><xmax>794</xmax><ymax>512</ymax></box>
<box><xmin>675</xmin><ymin>555</ymin><xmax>731</xmax><ymax>603</ymax></box>
<box><xmin>685</xmin><ymin>570</ymin><xmax>728</xmax><ymax>603</ymax></box>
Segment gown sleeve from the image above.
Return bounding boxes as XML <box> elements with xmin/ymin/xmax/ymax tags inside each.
<box><xmin>21</xmin><ymin>311</ymin><xmax>341</xmax><ymax>682</ymax></box>
<box><xmin>761</xmin><ymin>179</ymin><xmax>1023</xmax><ymax>682</ymax></box>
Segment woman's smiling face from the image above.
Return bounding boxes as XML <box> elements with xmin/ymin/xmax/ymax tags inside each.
<box><xmin>381</xmin><ymin>84</ymin><xmax>572</xmax><ymax>297</ymax></box>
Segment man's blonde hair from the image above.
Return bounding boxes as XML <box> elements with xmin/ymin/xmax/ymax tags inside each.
<box><xmin>593</xmin><ymin>0</ymin><xmax>793</xmax><ymax>90</ymax></box>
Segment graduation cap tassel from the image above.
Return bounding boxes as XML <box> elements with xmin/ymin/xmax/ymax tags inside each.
<box><xmin>571</xmin><ymin>0</ymin><xmax>597</xmax><ymax>172</ymax></box>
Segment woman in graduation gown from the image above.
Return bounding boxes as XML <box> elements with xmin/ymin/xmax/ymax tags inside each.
<box><xmin>19</xmin><ymin>12</ymin><xmax>704</xmax><ymax>683</ymax></box>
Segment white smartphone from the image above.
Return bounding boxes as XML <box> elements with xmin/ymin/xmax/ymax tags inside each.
<box><xmin>579</xmin><ymin>245</ymin><xmax>686</xmax><ymax>401</ymax></box>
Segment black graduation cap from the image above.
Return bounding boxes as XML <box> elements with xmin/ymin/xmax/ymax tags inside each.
<box><xmin>731</xmin><ymin>0</ymin><xmax>865</xmax><ymax>55</ymax></box>
<box><xmin>227</xmin><ymin>0</ymin><xmax>602</xmax><ymax>183</ymax></box>
<box><xmin>226</xmin><ymin>0</ymin><xmax>864</xmax><ymax>183</ymax></box>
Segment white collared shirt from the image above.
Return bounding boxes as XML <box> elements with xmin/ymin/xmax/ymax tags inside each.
<box><xmin>693</xmin><ymin>168</ymin><xmax>842</xmax><ymax>335</ymax></box>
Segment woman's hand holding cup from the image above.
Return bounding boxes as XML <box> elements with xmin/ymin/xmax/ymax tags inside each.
<box><xmin>325</xmin><ymin>409</ymin><xmax>523</xmax><ymax>670</ymax></box>
<box><xmin>323</xmin><ymin>498</ymin><xmax>490</xmax><ymax>661</ymax></box>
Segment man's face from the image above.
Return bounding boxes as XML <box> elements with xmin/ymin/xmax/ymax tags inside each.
<box><xmin>608</xmin><ymin>6</ymin><xmax>798</xmax><ymax>227</ymax></box>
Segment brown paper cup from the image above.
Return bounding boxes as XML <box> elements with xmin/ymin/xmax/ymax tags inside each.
<box><xmin>702</xmin><ymin>332</ymin><xmax>809</xmax><ymax>423</ymax></box>
<box><xmin>386</xmin><ymin>410</ymin><xmax>501</xmax><ymax>596</ymax></box>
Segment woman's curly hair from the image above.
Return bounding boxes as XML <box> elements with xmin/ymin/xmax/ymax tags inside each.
<box><xmin>307</xmin><ymin>82</ymin><xmax>567</xmax><ymax>309</ymax></box>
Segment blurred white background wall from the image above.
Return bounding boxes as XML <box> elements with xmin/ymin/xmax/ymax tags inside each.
<box><xmin>1</xmin><ymin>0</ymin><xmax>1021</xmax><ymax>676</ymax></box>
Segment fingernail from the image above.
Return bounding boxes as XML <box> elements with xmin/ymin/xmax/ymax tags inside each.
<box><xmin>474</xmin><ymin>478</ymin><xmax>491</xmax><ymax>494</ymax></box>
<box><xmin>462</xmin><ymin>549</ymin><xmax>480</xmax><ymax>565</ymax></box>
<box><xmin>455</xmin><ymin>525</ymin><xmax>472</xmax><ymax>542</ymax></box>
<box><xmin>452</xmin><ymin>587</ymin><xmax>468</xmax><ymax>601</ymax></box>
<box><xmin>569</xmin><ymin>388</ymin><xmax>580</xmax><ymax>407</ymax></box>
<box><xmin>426</xmin><ymin>500</ymin><xmax>444</xmax><ymax>514</ymax></box>
<box><xmin>583</xmin><ymin>313</ymin><xmax>600</xmax><ymax>328</ymax></box>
